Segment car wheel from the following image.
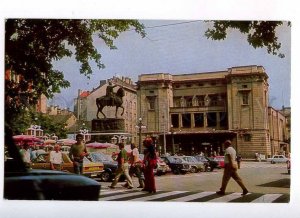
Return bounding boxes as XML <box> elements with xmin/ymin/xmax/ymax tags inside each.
<box><xmin>190</xmin><ymin>167</ymin><xmax>197</xmax><ymax>173</ymax></box>
<box><xmin>210</xmin><ymin>167</ymin><xmax>214</xmax><ymax>172</ymax></box>
<box><xmin>173</xmin><ymin>168</ymin><xmax>180</xmax><ymax>175</ymax></box>
<box><xmin>271</xmin><ymin>160</ymin><xmax>275</xmax><ymax>164</ymax></box>
<box><xmin>101</xmin><ymin>171</ymin><xmax>111</xmax><ymax>182</ymax></box>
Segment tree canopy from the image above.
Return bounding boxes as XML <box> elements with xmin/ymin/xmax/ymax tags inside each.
<box><xmin>5</xmin><ymin>19</ymin><xmax>145</xmax><ymax>125</ymax></box>
<box><xmin>204</xmin><ymin>21</ymin><xmax>290</xmax><ymax>58</ymax></box>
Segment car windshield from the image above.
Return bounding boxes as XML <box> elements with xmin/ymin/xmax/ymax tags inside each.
<box><xmin>90</xmin><ymin>153</ymin><xmax>113</xmax><ymax>162</ymax></box>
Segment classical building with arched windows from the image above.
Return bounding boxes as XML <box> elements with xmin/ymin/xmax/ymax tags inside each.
<box><xmin>136</xmin><ymin>65</ymin><xmax>290</xmax><ymax>158</ymax></box>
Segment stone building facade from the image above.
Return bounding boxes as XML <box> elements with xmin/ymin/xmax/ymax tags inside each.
<box><xmin>137</xmin><ymin>65</ymin><xmax>290</xmax><ymax>158</ymax></box>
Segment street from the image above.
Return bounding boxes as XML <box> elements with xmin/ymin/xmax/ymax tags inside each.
<box><xmin>98</xmin><ymin>161</ymin><xmax>290</xmax><ymax>202</ymax></box>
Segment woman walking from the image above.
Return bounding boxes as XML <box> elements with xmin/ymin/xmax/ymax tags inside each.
<box><xmin>142</xmin><ymin>137</ymin><xmax>157</xmax><ymax>193</ymax></box>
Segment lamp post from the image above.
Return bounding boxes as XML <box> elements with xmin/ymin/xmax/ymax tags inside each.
<box><xmin>136</xmin><ymin>118</ymin><xmax>146</xmax><ymax>153</ymax></box>
<box><xmin>170</xmin><ymin>125</ymin><xmax>175</xmax><ymax>155</ymax></box>
<box><xmin>79</xmin><ymin>123</ymin><xmax>91</xmax><ymax>142</ymax></box>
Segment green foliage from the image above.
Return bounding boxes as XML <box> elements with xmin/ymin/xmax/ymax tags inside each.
<box><xmin>5</xmin><ymin>19</ymin><xmax>145</xmax><ymax>124</ymax></box>
<box><xmin>204</xmin><ymin>21</ymin><xmax>290</xmax><ymax>58</ymax></box>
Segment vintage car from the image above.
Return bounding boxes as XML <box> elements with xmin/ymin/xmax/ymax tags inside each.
<box><xmin>5</xmin><ymin>127</ymin><xmax>101</xmax><ymax>200</ymax></box>
<box><xmin>194</xmin><ymin>155</ymin><xmax>219</xmax><ymax>171</ymax></box>
<box><xmin>160</xmin><ymin>156</ymin><xmax>190</xmax><ymax>175</ymax></box>
<box><xmin>181</xmin><ymin>156</ymin><xmax>205</xmax><ymax>173</ymax></box>
<box><xmin>89</xmin><ymin>152</ymin><xmax>125</xmax><ymax>182</ymax></box>
<box><xmin>31</xmin><ymin>152</ymin><xmax>104</xmax><ymax>178</ymax></box>
<box><xmin>267</xmin><ymin>155</ymin><xmax>289</xmax><ymax>164</ymax></box>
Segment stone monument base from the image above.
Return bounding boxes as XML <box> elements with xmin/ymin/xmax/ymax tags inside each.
<box><xmin>92</xmin><ymin>118</ymin><xmax>125</xmax><ymax>132</ymax></box>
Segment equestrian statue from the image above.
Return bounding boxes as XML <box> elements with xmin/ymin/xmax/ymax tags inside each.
<box><xmin>96</xmin><ymin>81</ymin><xmax>125</xmax><ymax>119</ymax></box>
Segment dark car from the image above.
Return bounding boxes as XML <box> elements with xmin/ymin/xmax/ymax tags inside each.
<box><xmin>194</xmin><ymin>155</ymin><xmax>219</xmax><ymax>171</ymax></box>
<box><xmin>160</xmin><ymin>156</ymin><xmax>190</xmax><ymax>175</ymax></box>
<box><xmin>4</xmin><ymin>127</ymin><xmax>101</xmax><ymax>200</ymax></box>
<box><xmin>89</xmin><ymin>152</ymin><xmax>125</xmax><ymax>182</ymax></box>
<box><xmin>287</xmin><ymin>158</ymin><xmax>291</xmax><ymax>174</ymax></box>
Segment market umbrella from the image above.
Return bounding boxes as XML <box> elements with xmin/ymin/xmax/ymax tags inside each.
<box><xmin>57</xmin><ymin>138</ymin><xmax>77</xmax><ymax>146</ymax></box>
<box><xmin>44</xmin><ymin>139</ymin><xmax>56</xmax><ymax>145</ymax></box>
<box><xmin>13</xmin><ymin>135</ymin><xmax>42</xmax><ymax>146</ymax></box>
<box><xmin>85</xmin><ymin>142</ymin><xmax>111</xmax><ymax>149</ymax></box>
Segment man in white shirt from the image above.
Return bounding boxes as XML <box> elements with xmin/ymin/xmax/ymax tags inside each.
<box><xmin>216</xmin><ymin>140</ymin><xmax>248</xmax><ymax>196</ymax></box>
<box><xmin>123</xmin><ymin>143</ymin><xmax>145</xmax><ymax>188</ymax></box>
<box><xmin>50</xmin><ymin>144</ymin><xmax>64</xmax><ymax>171</ymax></box>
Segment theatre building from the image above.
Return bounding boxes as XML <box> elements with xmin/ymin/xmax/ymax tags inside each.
<box><xmin>136</xmin><ymin>65</ymin><xmax>290</xmax><ymax>158</ymax></box>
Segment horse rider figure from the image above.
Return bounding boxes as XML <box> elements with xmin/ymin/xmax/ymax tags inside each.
<box><xmin>106</xmin><ymin>80</ymin><xmax>118</xmax><ymax>105</ymax></box>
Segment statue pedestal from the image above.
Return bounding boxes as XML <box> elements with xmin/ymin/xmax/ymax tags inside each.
<box><xmin>92</xmin><ymin>118</ymin><xmax>125</xmax><ymax>132</ymax></box>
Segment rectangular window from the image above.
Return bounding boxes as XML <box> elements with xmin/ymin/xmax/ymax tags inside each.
<box><xmin>147</xmin><ymin>97</ymin><xmax>156</xmax><ymax>110</ymax></box>
<box><xmin>194</xmin><ymin>113</ymin><xmax>204</xmax><ymax>127</ymax></box>
<box><xmin>244</xmin><ymin>134</ymin><xmax>252</xmax><ymax>141</ymax></box>
<box><xmin>182</xmin><ymin>113</ymin><xmax>191</xmax><ymax>128</ymax></box>
<box><xmin>242</xmin><ymin>92</ymin><xmax>249</xmax><ymax>105</ymax></box>
<box><xmin>171</xmin><ymin>114</ymin><xmax>179</xmax><ymax>128</ymax></box>
<box><xmin>207</xmin><ymin>112</ymin><xmax>217</xmax><ymax>127</ymax></box>
<box><xmin>219</xmin><ymin>112</ymin><xmax>228</xmax><ymax>127</ymax></box>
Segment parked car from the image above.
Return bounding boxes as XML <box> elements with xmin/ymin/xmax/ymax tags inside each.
<box><xmin>287</xmin><ymin>159</ymin><xmax>291</xmax><ymax>174</ymax></box>
<box><xmin>267</xmin><ymin>155</ymin><xmax>289</xmax><ymax>164</ymax></box>
<box><xmin>4</xmin><ymin>127</ymin><xmax>101</xmax><ymax>200</ymax></box>
<box><xmin>138</xmin><ymin>154</ymin><xmax>170</xmax><ymax>175</ymax></box>
<box><xmin>155</xmin><ymin>156</ymin><xmax>171</xmax><ymax>175</ymax></box>
<box><xmin>31</xmin><ymin>152</ymin><xmax>104</xmax><ymax>178</ymax></box>
<box><xmin>181</xmin><ymin>156</ymin><xmax>205</xmax><ymax>173</ymax></box>
<box><xmin>160</xmin><ymin>156</ymin><xmax>190</xmax><ymax>175</ymax></box>
<box><xmin>213</xmin><ymin>156</ymin><xmax>225</xmax><ymax>168</ymax></box>
<box><xmin>89</xmin><ymin>152</ymin><xmax>125</xmax><ymax>182</ymax></box>
<box><xmin>194</xmin><ymin>155</ymin><xmax>219</xmax><ymax>171</ymax></box>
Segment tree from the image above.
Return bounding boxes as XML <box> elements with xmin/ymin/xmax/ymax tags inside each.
<box><xmin>205</xmin><ymin>21</ymin><xmax>290</xmax><ymax>58</ymax></box>
<box><xmin>5</xmin><ymin>19</ymin><xmax>145</xmax><ymax>125</ymax></box>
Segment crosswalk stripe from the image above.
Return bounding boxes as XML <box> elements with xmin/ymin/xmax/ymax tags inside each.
<box><xmin>128</xmin><ymin>191</ymin><xmax>188</xmax><ymax>201</ymax></box>
<box><xmin>168</xmin><ymin>191</ymin><xmax>215</xmax><ymax>202</ymax></box>
<box><xmin>99</xmin><ymin>191</ymin><xmax>144</xmax><ymax>201</ymax></box>
<box><xmin>251</xmin><ymin>194</ymin><xmax>282</xmax><ymax>203</ymax></box>
<box><xmin>208</xmin><ymin>192</ymin><xmax>244</xmax><ymax>202</ymax></box>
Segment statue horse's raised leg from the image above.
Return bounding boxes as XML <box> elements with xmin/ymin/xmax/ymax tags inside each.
<box><xmin>96</xmin><ymin>100</ymin><xmax>106</xmax><ymax>119</ymax></box>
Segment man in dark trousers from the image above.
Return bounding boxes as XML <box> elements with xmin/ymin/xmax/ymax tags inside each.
<box><xmin>216</xmin><ymin>140</ymin><xmax>249</xmax><ymax>196</ymax></box>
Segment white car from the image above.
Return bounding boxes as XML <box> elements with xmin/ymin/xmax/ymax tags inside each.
<box><xmin>267</xmin><ymin>155</ymin><xmax>288</xmax><ymax>164</ymax></box>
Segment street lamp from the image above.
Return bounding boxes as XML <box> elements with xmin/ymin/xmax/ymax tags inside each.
<box><xmin>170</xmin><ymin>125</ymin><xmax>175</xmax><ymax>155</ymax></box>
<box><xmin>27</xmin><ymin>125</ymin><xmax>43</xmax><ymax>138</ymax></box>
<box><xmin>136</xmin><ymin>117</ymin><xmax>146</xmax><ymax>153</ymax></box>
<box><xmin>79</xmin><ymin>123</ymin><xmax>91</xmax><ymax>142</ymax></box>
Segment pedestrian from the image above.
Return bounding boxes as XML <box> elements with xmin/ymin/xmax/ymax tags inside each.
<box><xmin>123</xmin><ymin>143</ymin><xmax>144</xmax><ymax>189</ymax></box>
<box><xmin>20</xmin><ymin>143</ymin><xmax>31</xmax><ymax>168</ymax></box>
<box><xmin>216</xmin><ymin>140</ymin><xmax>248</xmax><ymax>196</ymax></box>
<box><xmin>69</xmin><ymin>133</ymin><xmax>88</xmax><ymax>175</ymax></box>
<box><xmin>236</xmin><ymin>154</ymin><xmax>242</xmax><ymax>169</ymax></box>
<box><xmin>50</xmin><ymin>144</ymin><xmax>64</xmax><ymax>171</ymax></box>
<box><xmin>109</xmin><ymin>142</ymin><xmax>134</xmax><ymax>189</ymax></box>
<box><xmin>142</xmin><ymin>137</ymin><xmax>157</xmax><ymax>193</ymax></box>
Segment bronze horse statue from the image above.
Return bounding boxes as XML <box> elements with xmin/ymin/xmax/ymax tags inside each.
<box><xmin>96</xmin><ymin>87</ymin><xmax>125</xmax><ymax>119</ymax></box>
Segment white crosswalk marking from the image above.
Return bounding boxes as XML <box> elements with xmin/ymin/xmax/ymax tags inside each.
<box><xmin>99</xmin><ymin>191</ymin><xmax>143</xmax><ymax>201</ymax></box>
<box><xmin>128</xmin><ymin>191</ymin><xmax>188</xmax><ymax>201</ymax></box>
<box><xmin>208</xmin><ymin>193</ymin><xmax>244</xmax><ymax>202</ymax></box>
<box><xmin>98</xmin><ymin>189</ymin><xmax>288</xmax><ymax>203</ymax></box>
<box><xmin>251</xmin><ymin>194</ymin><xmax>282</xmax><ymax>203</ymax></box>
<box><xmin>168</xmin><ymin>191</ymin><xmax>215</xmax><ymax>202</ymax></box>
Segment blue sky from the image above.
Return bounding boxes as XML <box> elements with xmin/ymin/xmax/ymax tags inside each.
<box><xmin>52</xmin><ymin>20</ymin><xmax>291</xmax><ymax>111</ymax></box>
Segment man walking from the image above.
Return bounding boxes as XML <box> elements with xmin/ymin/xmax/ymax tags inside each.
<box><xmin>69</xmin><ymin>134</ymin><xmax>88</xmax><ymax>175</ymax></box>
<box><xmin>109</xmin><ymin>143</ymin><xmax>134</xmax><ymax>189</ymax></box>
<box><xmin>123</xmin><ymin>143</ymin><xmax>144</xmax><ymax>188</ymax></box>
<box><xmin>216</xmin><ymin>140</ymin><xmax>249</xmax><ymax>196</ymax></box>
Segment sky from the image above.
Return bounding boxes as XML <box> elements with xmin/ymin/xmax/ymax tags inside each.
<box><xmin>51</xmin><ymin>20</ymin><xmax>291</xmax><ymax>111</ymax></box>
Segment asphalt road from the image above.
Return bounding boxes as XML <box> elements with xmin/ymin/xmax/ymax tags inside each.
<box><xmin>101</xmin><ymin>161</ymin><xmax>289</xmax><ymax>194</ymax></box>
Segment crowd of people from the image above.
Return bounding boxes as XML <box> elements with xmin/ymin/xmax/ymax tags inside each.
<box><xmin>18</xmin><ymin>134</ymin><xmax>248</xmax><ymax>196</ymax></box>
<box><xmin>109</xmin><ymin>136</ymin><xmax>158</xmax><ymax>193</ymax></box>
